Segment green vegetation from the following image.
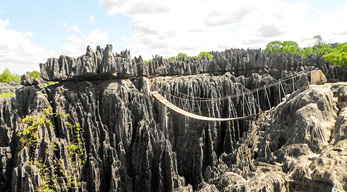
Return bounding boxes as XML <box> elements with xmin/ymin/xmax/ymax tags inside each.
<box><xmin>0</xmin><ymin>69</ymin><xmax>20</xmax><ymax>84</ymax></box>
<box><xmin>323</xmin><ymin>43</ymin><xmax>347</xmax><ymax>69</ymax></box>
<box><xmin>0</xmin><ymin>69</ymin><xmax>41</xmax><ymax>84</ymax></box>
<box><xmin>143</xmin><ymin>59</ymin><xmax>152</xmax><ymax>65</ymax></box>
<box><xmin>177</xmin><ymin>53</ymin><xmax>189</xmax><ymax>59</ymax></box>
<box><xmin>17</xmin><ymin>107</ymin><xmax>85</xmax><ymax>191</ymax></box>
<box><xmin>26</xmin><ymin>70</ymin><xmax>42</xmax><ymax>80</ymax></box>
<box><xmin>168</xmin><ymin>52</ymin><xmax>191</xmax><ymax>60</ymax></box>
<box><xmin>18</xmin><ymin>107</ymin><xmax>54</xmax><ymax>154</ymax></box>
<box><xmin>0</xmin><ymin>90</ymin><xmax>15</xmax><ymax>98</ymax></box>
<box><xmin>265</xmin><ymin>41</ymin><xmax>300</xmax><ymax>54</ymax></box>
<box><xmin>195</xmin><ymin>52</ymin><xmax>214</xmax><ymax>60</ymax></box>
<box><xmin>264</xmin><ymin>37</ymin><xmax>347</xmax><ymax>70</ymax></box>
<box><xmin>45</xmin><ymin>81</ymin><xmax>59</xmax><ymax>87</ymax></box>
<box><xmin>167</xmin><ymin>52</ymin><xmax>213</xmax><ymax>61</ymax></box>
<box><xmin>67</xmin><ymin>122</ymin><xmax>85</xmax><ymax>166</ymax></box>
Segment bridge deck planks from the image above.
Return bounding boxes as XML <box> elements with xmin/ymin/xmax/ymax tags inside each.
<box><xmin>150</xmin><ymin>91</ymin><xmax>260</xmax><ymax>121</ymax></box>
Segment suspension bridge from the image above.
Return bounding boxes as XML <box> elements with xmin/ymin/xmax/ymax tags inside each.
<box><xmin>150</xmin><ymin>70</ymin><xmax>326</xmax><ymax>122</ymax></box>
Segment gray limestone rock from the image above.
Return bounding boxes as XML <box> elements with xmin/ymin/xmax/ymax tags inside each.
<box><xmin>40</xmin><ymin>45</ymin><xmax>347</xmax><ymax>82</ymax></box>
<box><xmin>2</xmin><ymin>45</ymin><xmax>347</xmax><ymax>191</ymax></box>
<box><xmin>40</xmin><ymin>45</ymin><xmax>148</xmax><ymax>81</ymax></box>
<box><xmin>201</xmin><ymin>83</ymin><xmax>347</xmax><ymax>192</ymax></box>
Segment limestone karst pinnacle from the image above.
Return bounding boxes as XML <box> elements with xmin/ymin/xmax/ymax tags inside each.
<box><xmin>0</xmin><ymin>45</ymin><xmax>347</xmax><ymax>191</ymax></box>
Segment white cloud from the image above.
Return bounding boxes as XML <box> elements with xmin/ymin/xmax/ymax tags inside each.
<box><xmin>100</xmin><ymin>0</ymin><xmax>171</xmax><ymax>16</ymax></box>
<box><xmin>0</xmin><ymin>19</ymin><xmax>55</xmax><ymax>74</ymax></box>
<box><xmin>257</xmin><ymin>24</ymin><xmax>285</xmax><ymax>38</ymax></box>
<box><xmin>59</xmin><ymin>28</ymin><xmax>109</xmax><ymax>56</ymax></box>
<box><xmin>321</xmin><ymin>5</ymin><xmax>347</xmax><ymax>43</ymax></box>
<box><xmin>2</xmin><ymin>1</ymin><xmax>347</xmax><ymax>75</ymax></box>
<box><xmin>98</xmin><ymin>0</ymin><xmax>310</xmax><ymax>58</ymax></box>
<box><xmin>71</xmin><ymin>25</ymin><xmax>80</xmax><ymax>33</ymax></box>
<box><xmin>0</xmin><ymin>19</ymin><xmax>109</xmax><ymax>74</ymax></box>
<box><xmin>99</xmin><ymin>0</ymin><xmax>347</xmax><ymax>59</ymax></box>
<box><xmin>62</xmin><ymin>22</ymin><xmax>80</xmax><ymax>33</ymax></box>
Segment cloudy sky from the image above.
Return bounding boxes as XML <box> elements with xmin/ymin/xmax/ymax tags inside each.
<box><xmin>0</xmin><ymin>0</ymin><xmax>346</xmax><ymax>74</ymax></box>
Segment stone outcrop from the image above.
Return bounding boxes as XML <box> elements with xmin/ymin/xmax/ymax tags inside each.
<box><xmin>198</xmin><ymin>83</ymin><xmax>347</xmax><ymax>192</ymax></box>
<box><xmin>20</xmin><ymin>74</ymin><xmax>41</xmax><ymax>86</ymax></box>
<box><xmin>1</xmin><ymin>45</ymin><xmax>347</xmax><ymax>191</ymax></box>
<box><xmin>1</xmin><ymin>80</ymin><xmax>191</xmax><ymax>192</ymax></box>
<box><xmin>40</xmin><ymin>45</ymin><xmax>148</xmax><ymax>81</ymax></box>
<box><xmin>40</xmin><ymin>45</ymin><xmax>347</xmax><ymax>82</ymax></box>
<box><xmin>149</xmin><ymin>49</ymin><xmax>347</xmax><ymax>82</ymax></box>
<box><xmin>0</xmin><ymin>83</ymin><xmax>21</xmax><ymax>94</ymax></box>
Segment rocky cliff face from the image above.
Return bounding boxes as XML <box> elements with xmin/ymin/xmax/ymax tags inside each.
<box><xmin>1</xmin><ymin>45</ymin><xmax>347</xmax><ymax>191</ymax></box>
<box><xmin>40</xmin><ymin>45</ymin><xmax>347</xmax><ymax>82</ymax></box>
<box><xmin>0</xmin><ymin>83</ymin><xmax>21</xmax><ymax>94</ymax></box>
<box><xmin>40</xmin><ymin>45</ymin><xmax>147</xmax><ymax>81</ymax></box>
<box><xmin>198</xmin><ymin>83</ymin><xmax>347</xmax><ymax>192</ymax></box>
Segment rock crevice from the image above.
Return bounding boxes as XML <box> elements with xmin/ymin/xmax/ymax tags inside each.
<box><xmin>1</xmin><ymin>45</ymin><xmax>347</xmax><ymax>191</ymax></box>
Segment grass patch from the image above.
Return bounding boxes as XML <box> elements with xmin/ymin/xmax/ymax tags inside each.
<box><xmin>45</xmin><ymin>81</ymin><xmax>59</xmax><ymax>87</ymax></box>
<box><xmin>0</xmin><ymin>90</ymin><xmax>15</xmax><ymax>98</ymax></box>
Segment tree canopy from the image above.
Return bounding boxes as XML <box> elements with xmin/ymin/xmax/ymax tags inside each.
<box><xmin>265</xmin><ymin>41</ymin><xmax>300</xmax><ymax>54</ymax></box>
<box><xmin>0</xmin><ymin>69</ymin><xmax>42</xmax><ymax>84</ymax></box>
<box><xmin>323</xmin><ymin>43</ymin><xmax>347</xmax><ymax>69</ymax></box>
<box><xmin>168</xmin><ymin>53</ymin><xmax>191</xmax><ymax>60</ymax></box>
<box><xmin>167</xmin><ymin>52</ymin><xmax>213</xmax><ymax>61</ymax></box>
<box><xmin>195</xmin><ymin>52</ymin><xmax>213</xmax><ymax>60</ymax></box>
<box><xmin>265</xmin><ymin>38</ymin><xmax>347</xmax><ymax>70</ymax></box>
<box><xmin>0</xmin><ymin>69</ymin><xmax>21</xmax><ymax>84</ymax></box>
<box><xmin>26</xmin><ymin>70</ymin><xmax>41</xmax><ymax>80</ymax></box>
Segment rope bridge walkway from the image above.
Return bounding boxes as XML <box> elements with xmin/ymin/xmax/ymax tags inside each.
<box><xmin>151</xmin><ymin>91</ymin><xmax>262</xmax><ymax>121</ymax></box>
<box><xmin>150</xmin><ymin>71</ymin><xmax>320</xmax><ymax>121</ymax></box>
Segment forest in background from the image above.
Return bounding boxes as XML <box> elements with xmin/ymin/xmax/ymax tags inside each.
<box><xmin>264</xmin><ymin>36</ymin><xmax>347</xmax><ymax>70</ymax></box>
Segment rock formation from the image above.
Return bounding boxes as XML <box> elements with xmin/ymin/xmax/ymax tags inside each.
<box><xmin>0</xmin><ymin>83</ymin><xmax>21</xmax><ymax>94</ymax></box>
<box><xmin>198</xmin><ymin>83</ymin><xmax>347</xmax><ymax>192</ymax></box>
<box><xmin>40</xmin><ymin>45</ymin><xmax>148</xmax><ymax>81</ymax></box>
<box><xmin>40</xmin><ymin>45</ymin><xmax>347</xmax><ymax>82</ymax></box>
<box><xmin>0</xmin><ymin>45</ymin><xmax>347</xmax><ymax>191</ymax></box>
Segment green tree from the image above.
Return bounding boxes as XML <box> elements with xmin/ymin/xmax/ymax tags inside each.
<box><xmin>313</xmin><ymin>43</ymin><xmax>333</xmax><ymax>55</ymax></box>
<box><xmin>264</xmin><ymin>38</ymin><xmax>347</xmax><ymax>70</ymax></box>
<box><xmin>195</xmin><ymin>52</ymin><xmax>213</xmax><ymax>60</ymax></box>
<box><xmin>167</xmin><ymin>53</ymin><xmax>190</xmax><ymax>60</ymax></box>
<box><xmin>26</xmin><ymin>70</ymin><xmax>41</xmax><ymax>80</ymax></box>
<box><xmin>265</xmin><ymin>41</ymin><xmax>283</xmax><ymax>53</ymax></box>
<box><xmin>0</xmin><ymin>68</ymin><xmax>21</xmax><ymax>84</ymax></box>
<box><xmin>314</xmin><ymin>35</ymin><xmax>324</xmax><ymax>47</ymax></box>
<box><xmin>265</xmin><ymin>41</ymin><xmax>300</xmax><ymax>54</ymax></box>
<box><xmin>143</xmin><ymin>59</ymin><xmax>152</xmax><ymax>65</ymax></box>
<box><xmin>177</xmin><ymin>53</ymin><xmax>188</xmax><ymax>59</ymax></box>
<box><xmin>300</xmin><ymin>47</ymin><xmax>314</xmax><ymax>57</ymax></box>
<box><xmin>323</xmin><ymin>43</ymin><xmax>347</xmax><ymax>69</ymax></box>
<box><xmin>281</xmin><ymin>41</ymin><xmax>300</xmax><ymax>54</ymax></box>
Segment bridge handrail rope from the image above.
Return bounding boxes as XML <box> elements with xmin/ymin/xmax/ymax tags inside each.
<box><xmin>151</xmin><ymin>71</ymin><xmax>310</xmax><ymax>102</ymax></box>
<box><xmin>150</xmin><ymin>91</ymin><xmax>264</xmax><ymax>121</ymax></box>
<box><xmin>150</xmin><ymin>71</ymin><xmax>312</xmax><ymax>121</ymax></box>
<box><xmin>152</xmin><ymin>71</ymin><xmax>308</xmax><ymax>101</ymax></box>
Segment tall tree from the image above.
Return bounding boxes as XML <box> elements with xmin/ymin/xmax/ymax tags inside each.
<box><xmin>0</xmin><ymin>69</ymin><xmax>21</xmax><ymax>84</ymax></box>
<box><xmin>314</xmin><ymin>35</ymin><xmax>324</xmax><ymax>47</ymax></box>
<box><xmin>265</xmin><ymin>40</ymin><xmax>300</xmax><ymax>54</ymax></box>
<box><xmin>323</xmin><ymin>43</ymin><xmax>347</xmax><ymax>69</ymax></box>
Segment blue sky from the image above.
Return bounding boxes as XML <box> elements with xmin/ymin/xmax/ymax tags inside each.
<box><xmin>0</xmin><ymin>0</ymin><xmax>347</xmax><ymax>74</ymax></box>
<box><xmin>0</xmin><ymin>0</ymin><xmax>131</xmax><ymax>50</ymax></box>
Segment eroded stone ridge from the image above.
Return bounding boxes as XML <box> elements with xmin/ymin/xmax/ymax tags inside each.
<box><xmin>40</xmin><ymin>44</ymin><xmax>148</xmax><ymax>81</ymax></box>
<box><xmin>1</xmin><ymin>45</ymin><xmax>347</xmax><ymax>191</ymax></box>
<box><xmin>149</xmin><ymin>50</ymin><xmax>347</xmax><ymax>81</ymax></box>
<box><xmin>40</xmin><ymin>45</ymin><xmax>347</xmax><ymax>82</ymax></box>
